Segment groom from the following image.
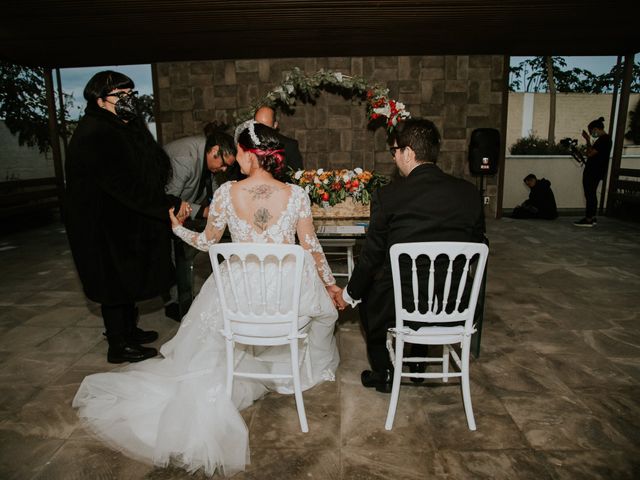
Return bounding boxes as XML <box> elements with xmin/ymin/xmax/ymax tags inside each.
<box><xmin>340</xmin><ymin>118</ymin><xmax>486</xmax><ymax>392</ymax></box>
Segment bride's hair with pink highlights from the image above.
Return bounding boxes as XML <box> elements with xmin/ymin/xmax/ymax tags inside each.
<box><xmin>236</xmin><ymin>122</ymin><xmax>286</xmax><ymax>176</ymax></box>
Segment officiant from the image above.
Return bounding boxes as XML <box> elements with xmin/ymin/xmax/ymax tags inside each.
<box><xmin>163</xmin><ymin>124</ymin><xmax>238</xmax><ymax>320</ymax></box>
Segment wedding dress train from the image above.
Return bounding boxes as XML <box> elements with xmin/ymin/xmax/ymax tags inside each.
<box><xmin>73</xmin><ymin>182</ymin><xmax>340</xmax><ymax>476</ymax></box>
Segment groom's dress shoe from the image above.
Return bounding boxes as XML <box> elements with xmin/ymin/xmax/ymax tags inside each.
<box><xmin>108</xmin><ymin>343</ymin><xmax>158</xmax><ymax>364</ymax></box>
<box><xmin>361</xmin><ymin>369</ymin><xmax>393</xmax><ymax>393</ymax></box>
<box><xmin>128</xmin><ymin>327</ymin><xmax>159</xmax><ymax>344</ymax></box>
<box><xmin>164</xmin><ymin>303</ymin><xmax>181</xmax><ymax>323</ymax></box>
<box><xmin>104</xmin><ymin>328</ymin><xmax>159</xmax><ymax>344</ymax></box>
<box><xmin>409</xmin><ymin>362</ymin><xmax>426</xmax><ymax>384</ymax></box>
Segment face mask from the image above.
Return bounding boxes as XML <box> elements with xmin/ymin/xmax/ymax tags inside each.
<box><xmin>104</xmin><ymin>91</ymin><xmax>138</xmax><ymax>121</ymax></box>
<box><xmin>114</xmin><ymin>93</ymin><xmax>138</xmax><ymax>121</ymax></box>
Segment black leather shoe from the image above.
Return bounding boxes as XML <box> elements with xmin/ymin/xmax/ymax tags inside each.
<box><xmin>409</xmin><ymin>362</ymin><xmax>426</xmax><ymax>383</ymax></box>
<box><xmin>128</xmin><ymin>327</ymin><xmax>159</xmax><ymax>344</ymax></box>
<box><xmin>164</xmin><ymin>303</ymin><xmax>181</xmax><ymax>323</ymax></box>
<box><xmin>361</xmin><ymin>369</ymin><xmax>393</xmax><ymax>393</ymax></box>
<box><xmin>107</xmin><ymin>343</ymin><xmax>158</xmax><ymax>364</ymax></box>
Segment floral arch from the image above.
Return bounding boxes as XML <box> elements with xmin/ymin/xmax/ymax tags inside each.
<box><xmin>236</xmin><ymin>67</ymin><xmax>411</xmax><ymax>131</ymax></box>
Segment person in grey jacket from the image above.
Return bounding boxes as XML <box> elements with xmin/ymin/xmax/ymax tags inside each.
<box><xmin>164</xmin><ymin>128</ymin><xmax>236</xmax><ymax>220</ymax></box>
<box><xmin>163</xmin><ymin>126</ymin><xmax>237</xmax><ymax>320</ymax></box>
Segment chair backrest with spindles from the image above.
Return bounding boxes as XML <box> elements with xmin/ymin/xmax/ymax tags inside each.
<box><xmin>389</xmin><ymin>242</ymin><xmax>488</xmax><ymax>330</ymax></box>
<box><xmin>209</xmin><ymin>243</ymin><xmax>306</xmax><ymax>345</ymax></box>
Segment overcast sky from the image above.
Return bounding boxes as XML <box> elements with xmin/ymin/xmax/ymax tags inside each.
<box><xmin>510</xmin><ymin>55</ymin><xmax>620</xmax><ymax>75</ymax></box>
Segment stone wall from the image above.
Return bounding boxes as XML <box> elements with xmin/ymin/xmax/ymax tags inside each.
<box><xmin>154</xmin><ymin>55</ymin><xmax>505</xmax><ymax>190</ymax></box>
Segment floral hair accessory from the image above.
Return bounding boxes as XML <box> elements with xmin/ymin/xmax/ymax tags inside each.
<box><xmin>234</xmin><ymin>120</ymin><xmax>261</xmax><ymax>146</ymax></box>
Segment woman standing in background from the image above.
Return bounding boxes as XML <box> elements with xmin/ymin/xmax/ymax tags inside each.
<box><xmin>65</xmin><ymin>70</ymin><xmax>189</xmax><ymax>363</ymax></box>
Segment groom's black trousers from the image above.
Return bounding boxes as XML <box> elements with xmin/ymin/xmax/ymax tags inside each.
<box><xmin>101</xmin><ymin>303</ymin><xmax>136</xmax><ymax>346</ymax></box>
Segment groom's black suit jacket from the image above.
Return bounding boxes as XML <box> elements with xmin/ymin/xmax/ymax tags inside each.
<box><xmin>346</xmin><ymin>163</ymin><xmax>485</xmax><ymax>371</ymax></box>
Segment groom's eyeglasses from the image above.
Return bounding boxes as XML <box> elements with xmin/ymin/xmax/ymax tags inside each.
<box><xmin>389</xmin><ymin>146</ymin><xmax>406</xmax><ymax>157</ymax></box>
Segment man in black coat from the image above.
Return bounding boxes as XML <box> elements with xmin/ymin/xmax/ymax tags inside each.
<box><xmin>65</xmin><ymin>71</ymin><xmax>188</xmax><ymax>364</ymax></box>
<box><xmin>511</xmin><ymin>174</ymin><xmax>558</xmax><ymax>220</ymax></box>
<box><xmin>340</xmin><ymin>118</ymin><xmax>485</xmax><ymax>391</ymax></box>
<box><xmin>254</xmin><ymin>106</ymin><xmax>303</xmax><ymax>178</ymax></box>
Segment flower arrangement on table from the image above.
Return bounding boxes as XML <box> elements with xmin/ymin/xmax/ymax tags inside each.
<box><xmin>290</xmin><ymin>167</ymin><xmax>389</xmax><ymax>218</ymax></box>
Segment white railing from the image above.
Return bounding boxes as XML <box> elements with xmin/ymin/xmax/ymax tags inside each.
<box><xmin>503</xmin><ymin>154</ymin><xmax>640</xmax><ymax>210</ymax></box>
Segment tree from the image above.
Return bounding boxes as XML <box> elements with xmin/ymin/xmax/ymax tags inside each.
<box><xmin>509</xmin><ymin>57</ymin><xmax>640</xmax><ymax>94</ymax></box>
<box><xmin>545</xmin><ymin>56</ymin><xmax>557</xmax><ymax>145</ymax></box>
<box><xmin>0</xmin><ymin>61</ymin><xmax>72</xmax><ymax>153</ymax></box>
<box><xmin>136</xmin><ymin>93</ymin><xmax>155</xmax><ymax>123</ymax></box>
<box><xmin>509</xmin><ymin>56</ymin><xmax>568</xmax><ymax>92</ymax></box>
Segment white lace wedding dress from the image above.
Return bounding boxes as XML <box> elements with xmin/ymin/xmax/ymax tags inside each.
<box><xmin>73</xmin><ymin>181</ymin><xmax>339</xmax><ymax>476</ymax></box>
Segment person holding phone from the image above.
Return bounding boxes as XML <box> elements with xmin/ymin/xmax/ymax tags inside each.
<box><xmin>65</xmin><ymin>70</ymin><xmax>190</xmax><ymax>363</ymax></box>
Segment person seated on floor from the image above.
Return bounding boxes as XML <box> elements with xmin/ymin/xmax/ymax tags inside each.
<box><xmin>511</xmin><ymin>174</ymin><xmax>558</xmax><ymax>220</ymax></box>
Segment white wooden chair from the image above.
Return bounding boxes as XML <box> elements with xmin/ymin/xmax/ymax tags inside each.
<box><xmin>385</xmin><ymin>241</ymin><xmax>489</xmax><ymax>431</ymax></box>
<box><xmin>209</xmin><ymin>243</ymin><xmax>311</xmax><ymax>432</ymax></box>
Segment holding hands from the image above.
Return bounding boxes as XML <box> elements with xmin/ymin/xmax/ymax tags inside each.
<box><xmin>169</xmin><ymin>201</ymin><xmax>192</xmax><ymax>227</ymax></box>
<box><xmin>326</xmin><ymin>284</ymin><xmax>348</xmax><ymax>311</ymax></box>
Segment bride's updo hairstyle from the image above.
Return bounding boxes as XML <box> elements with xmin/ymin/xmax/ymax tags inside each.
<box><xmin>235</xmin><ymin>120</ymin><xmax>286</xmax><ymax>176</ymax></box>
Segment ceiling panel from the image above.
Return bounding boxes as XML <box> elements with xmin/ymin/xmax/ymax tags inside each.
<box><xmin>1</xmin><ymin>1</ymin><xmax>637</xmax><ymax>67</ymax></box>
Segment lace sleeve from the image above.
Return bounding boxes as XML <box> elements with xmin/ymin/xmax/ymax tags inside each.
<box><xmin>172</xmin><ymin>184</ymin><xmax>228</xmax><ymax>252</ymax></box>
<box><xmin>295</xmin><ymin>189</ymin><xmax>336</xmax><ymax>286</ymax></box>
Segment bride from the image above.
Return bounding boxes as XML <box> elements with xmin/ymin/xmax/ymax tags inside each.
<box><xmin>73</xmin><ymin>120</ymin><xmax>343</xmax><ymax>476</ymax></box>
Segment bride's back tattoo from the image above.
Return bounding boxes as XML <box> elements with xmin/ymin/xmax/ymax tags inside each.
<box><xmin>243</xmin><ymin>184</ymin><xmax>278</xmax><ymax>200</ymax></box>
<box><xmin>253</xmin><ymin>207</ymin><xmax>272</xmax><ymax>231</ymax></box>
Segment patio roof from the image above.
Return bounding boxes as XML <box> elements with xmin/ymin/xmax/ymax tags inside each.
<box><xmin>1</xmin><ymin>0</ymin><xmax>637</xmax><ymax>68</ymax></box>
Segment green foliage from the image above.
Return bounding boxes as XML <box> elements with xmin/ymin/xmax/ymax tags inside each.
<box><xmin>136</xmin><ymin>93</ymin><xmax>155</xmax><ymax>123</ymax></box>
<box><xmin>0</xmin><ymin>61</ymin><xmax>73</xmax><ymax>153</ymax></box>
<box><xmin>236</xmin><ymin>68</ymin><xmax>370</xmax><ymax>123</ymax></box>
<box><xmin>509</xmin><ymin>135</ymin><xmax>581</xmax><ymax>155</ymax></box>
<box><xmin>626</xmin><ymin>98</ymin><xmax>640</xmax><ymax>144</ymax></box>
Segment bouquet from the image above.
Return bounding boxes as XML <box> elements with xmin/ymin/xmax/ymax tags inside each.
<box><xmin>290</xmin><ymin>168</ymin><xmax>389</xmax><ymax>207</ymax></box>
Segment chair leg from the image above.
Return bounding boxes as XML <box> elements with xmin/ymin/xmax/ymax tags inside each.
<box><xmin>460</xmin><ymin>338</ymin><xmax>476</xmax><ymax>431</ymax></box>
<box><xmin>347</xmin><ymin>246</ymin><xmax>354</xmax><ymax>279</ymax></box>
<box><xmin>225</xmin><ymin>338</ymin><xmax>235</xmax><ymax>397</ymax></box>
<box><xmin>442</xmin><ymin>344</ymin><xmax>450</xmax><ymax>383</ymax></box>
<box><xmin>304</xmin><ymin>339</ymin><xmax>313</xmax><ymax>381</ymax></box>
<box><xmin>385</xmin><ymin>336</ymin><xmax>404</xmax><ymax>430</ymax></box>
<box><xmin>290</xmin><ymin>341</ymin><xmax>309</xmax><ymax>433</ymax></box>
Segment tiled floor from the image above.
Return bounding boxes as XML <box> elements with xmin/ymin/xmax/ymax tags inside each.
<box><xmin>0</xmin><ymin>215</ymin><xmax>638</xmax><ymax>479</ymax></box>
